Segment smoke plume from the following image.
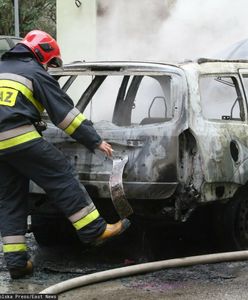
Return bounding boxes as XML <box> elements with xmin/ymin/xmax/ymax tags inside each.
<box><xmin>97</xmin><ymin>0</ymin><xmax>248</xmax><ymax>61</ymax></box>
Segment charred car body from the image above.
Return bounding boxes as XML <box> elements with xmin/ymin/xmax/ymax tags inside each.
<box><xmin>30</xmin><ymin>59</ymin><xmax>248</xmax><ymax>250</ymax></box>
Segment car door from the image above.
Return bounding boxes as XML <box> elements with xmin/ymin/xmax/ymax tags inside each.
<box><xmin>190</xmin><ymin>69</ymin><xmax>248</xmax><ymax>201</ymax></box>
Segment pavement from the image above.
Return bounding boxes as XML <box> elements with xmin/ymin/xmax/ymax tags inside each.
<box><xmin>0</xmin><ymin>232</ymin><xmax>248</xmax><ymax>299</ymax></box>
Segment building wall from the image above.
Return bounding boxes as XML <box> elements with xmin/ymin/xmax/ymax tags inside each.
<box><xmin>56</xmin><ymin>0</ymin><xmax>96</xmax><ymax>64</ymax></box>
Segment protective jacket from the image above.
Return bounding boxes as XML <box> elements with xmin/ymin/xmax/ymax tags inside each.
<box><xmin>0</xmin><ymin>45</ymin><xmax>102</xmax><ymax>153</ymax></box>
<box><xmin>0</xmin><ymin>45</ymin><xmax>106</xmax><ymax>270</ymax></box>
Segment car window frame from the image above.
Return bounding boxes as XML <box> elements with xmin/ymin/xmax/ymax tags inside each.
<box><xmin>199</xmin><ymin>73</ymin><xmax>246</xmax><ymax>122</ymax></box>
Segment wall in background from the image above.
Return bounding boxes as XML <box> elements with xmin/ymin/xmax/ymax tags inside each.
<box><xmin>57</xmin><ymin>0</ymin><xmax>96</xmax><ymax>64</ymax></box>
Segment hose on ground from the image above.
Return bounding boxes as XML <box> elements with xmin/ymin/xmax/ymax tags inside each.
<box><xmin>39</xmin><ymin>250</ymin><xmax>248</xmax><ymax>295</ymax></box>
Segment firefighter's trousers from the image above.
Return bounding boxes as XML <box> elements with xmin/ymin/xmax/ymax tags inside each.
<box><xmin>0</xmin><ymin>138</ymin><xmax>106</xmax><ymax>269</ymax></box>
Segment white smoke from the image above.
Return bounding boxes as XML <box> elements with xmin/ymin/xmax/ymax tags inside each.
<box><xmin>97</xmin><ymin>0</ymin><xmax>248</xmax><ymax>61</ymax></box>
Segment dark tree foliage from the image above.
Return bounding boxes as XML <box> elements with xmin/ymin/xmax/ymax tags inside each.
<box><xmin>0</xmin><ymin>0</ymin><xmax>56</xmax><ymax>37</ymax></box>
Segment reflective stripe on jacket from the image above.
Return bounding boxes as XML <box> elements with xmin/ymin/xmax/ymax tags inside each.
<box><xmin>58</xmin><ymin>107</ymin><xmax>86</xmax><ymax>135</ymax></box>
<box><xmin>0</xmin><ymin>125</ymin><xmax>40</xmax><ymax>150</ymax></box>
<box><xmin>0</xmin><ymin>73</ymin><xmax>44</xmax><ymax>113</ymax></box>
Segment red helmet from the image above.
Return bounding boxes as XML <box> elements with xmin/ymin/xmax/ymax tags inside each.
<box><xmin>19</xmin><ymin>30</ymin><xmax>63</xmax><ymax>67</ymax></box>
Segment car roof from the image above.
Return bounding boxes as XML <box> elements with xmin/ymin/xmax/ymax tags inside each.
<box><xmin>49</xmin><ymin>60</ymin><xmax>181</xmax><ymax>74</ymax></box>
<box><xmin>49</xmin><ymin>59</ymin><xmax>248</xmax><ymax>77</ymax></box>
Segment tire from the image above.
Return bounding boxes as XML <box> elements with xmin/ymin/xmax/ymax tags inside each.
<box><xmin>213</xmin><ymin>190</ymin><xmax>248</xmax><ymax>251</ymax></box>
<box><xmin>233</xmin><ymin>192</ymin><xmax>248</xmax><ymax>249</ymax></box>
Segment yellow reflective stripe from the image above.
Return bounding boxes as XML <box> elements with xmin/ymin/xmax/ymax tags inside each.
<box><xmin>0</xmin><ymin>131</ymin><xmax>40</xmax><ymax>150</ymax></box>
<box><xmin>0</xmin><ymin>80</ymin><xmax>44</xmax><ymax>113</ymax></box>
<box><xmin>73</xmin><ymin>209</ymin><xmax>100</xmax><ymax>230</ymax></box>
<box><xmin>69</xmin><ymin>203</ymin><xmax>96</xmax><ymax>223</ymax></box>
<box><xmin>58</xmin><ymin>108</ymin><xmax>81</xmax><ymax>129</ymax></box>
<box><xmin>64</xmin><ymin>113</ymin><xmax>86</xmax><ymax>135</ymax></box>
<box><xmin>0</xmin><ymin>125</ymin><xmax>35</xmax><ymax>141</ymax></box>
<box><xmin>3</xmin><ymin>243</ymin><xmax>27</xmax><ymax>253</ymax></box>
<box><xmin>0</xmin><ymin>73</ymin><xmax>33</xmax><ymax>90</ymax></box>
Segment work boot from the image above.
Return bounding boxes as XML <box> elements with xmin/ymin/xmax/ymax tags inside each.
<box><xmin>9</xmin><ymin>260</ymin><xmax>33</xmax><ymax>279</ymax></box>
<box><xmin>92</xmin><ymin>218</ymin><xmax>130</xmax><ymax>246</ymax></box>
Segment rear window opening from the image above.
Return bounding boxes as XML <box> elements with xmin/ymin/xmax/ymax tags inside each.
<box><xmin>58</xmin><ymin>73</ymin><xmax>183</xmax><ymax>127</ymax></box>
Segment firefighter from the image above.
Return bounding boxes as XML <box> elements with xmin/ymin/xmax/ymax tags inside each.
<box><xmin>0</xmin><ymin>30</ymin><xmax>130</xmax><ymax>279</ymax></box>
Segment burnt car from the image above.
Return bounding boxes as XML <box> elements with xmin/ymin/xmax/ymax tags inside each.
<box><xmin>29</xmin><ymin>59</ymin><xmax>248</xmax><ymax>250</ymax></box>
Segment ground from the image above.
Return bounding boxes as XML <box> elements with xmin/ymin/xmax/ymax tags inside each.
<box><xmin>0</xmin><ymin>226</ymin><xmax>248</xmax><ymax>299</ymax></box>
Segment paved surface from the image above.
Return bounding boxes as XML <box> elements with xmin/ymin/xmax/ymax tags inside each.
<box><xmin>61</xmin><ymin>264</ymin><xmax>248</xmax><ymax>300</ymax></box>
<box><xmin>0</xmin><ymin>232</ymin><xmax>248</xmax><ymax>299</ymax></box>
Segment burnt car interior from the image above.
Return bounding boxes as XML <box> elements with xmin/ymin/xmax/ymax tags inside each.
<box><xmin>59</xmin><ymin>74</ymin><xmax>176</xmax><ymax>126</ymax></box>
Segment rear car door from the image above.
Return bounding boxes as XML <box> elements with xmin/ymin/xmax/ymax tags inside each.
<box><xmin>189</xmin><ymin>65</ymin><xmax>248</xmax><ymax>201</ymax></box>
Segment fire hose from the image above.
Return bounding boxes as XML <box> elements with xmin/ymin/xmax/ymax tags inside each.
<box><xmin>39</xmin><ymin>250</ymin><xmax>248</xmax><ymax>295</ymax></box>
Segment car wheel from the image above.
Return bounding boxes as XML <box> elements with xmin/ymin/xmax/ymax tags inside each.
<box><xmin>213</xmin><ymin>191</ymin><xmax>248</xmax><ymax>251</ymax></box>
<box><xmin>234</xmin><ymin>193</ymin><xmax>248</xmax><ymax>249</ymax></box>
